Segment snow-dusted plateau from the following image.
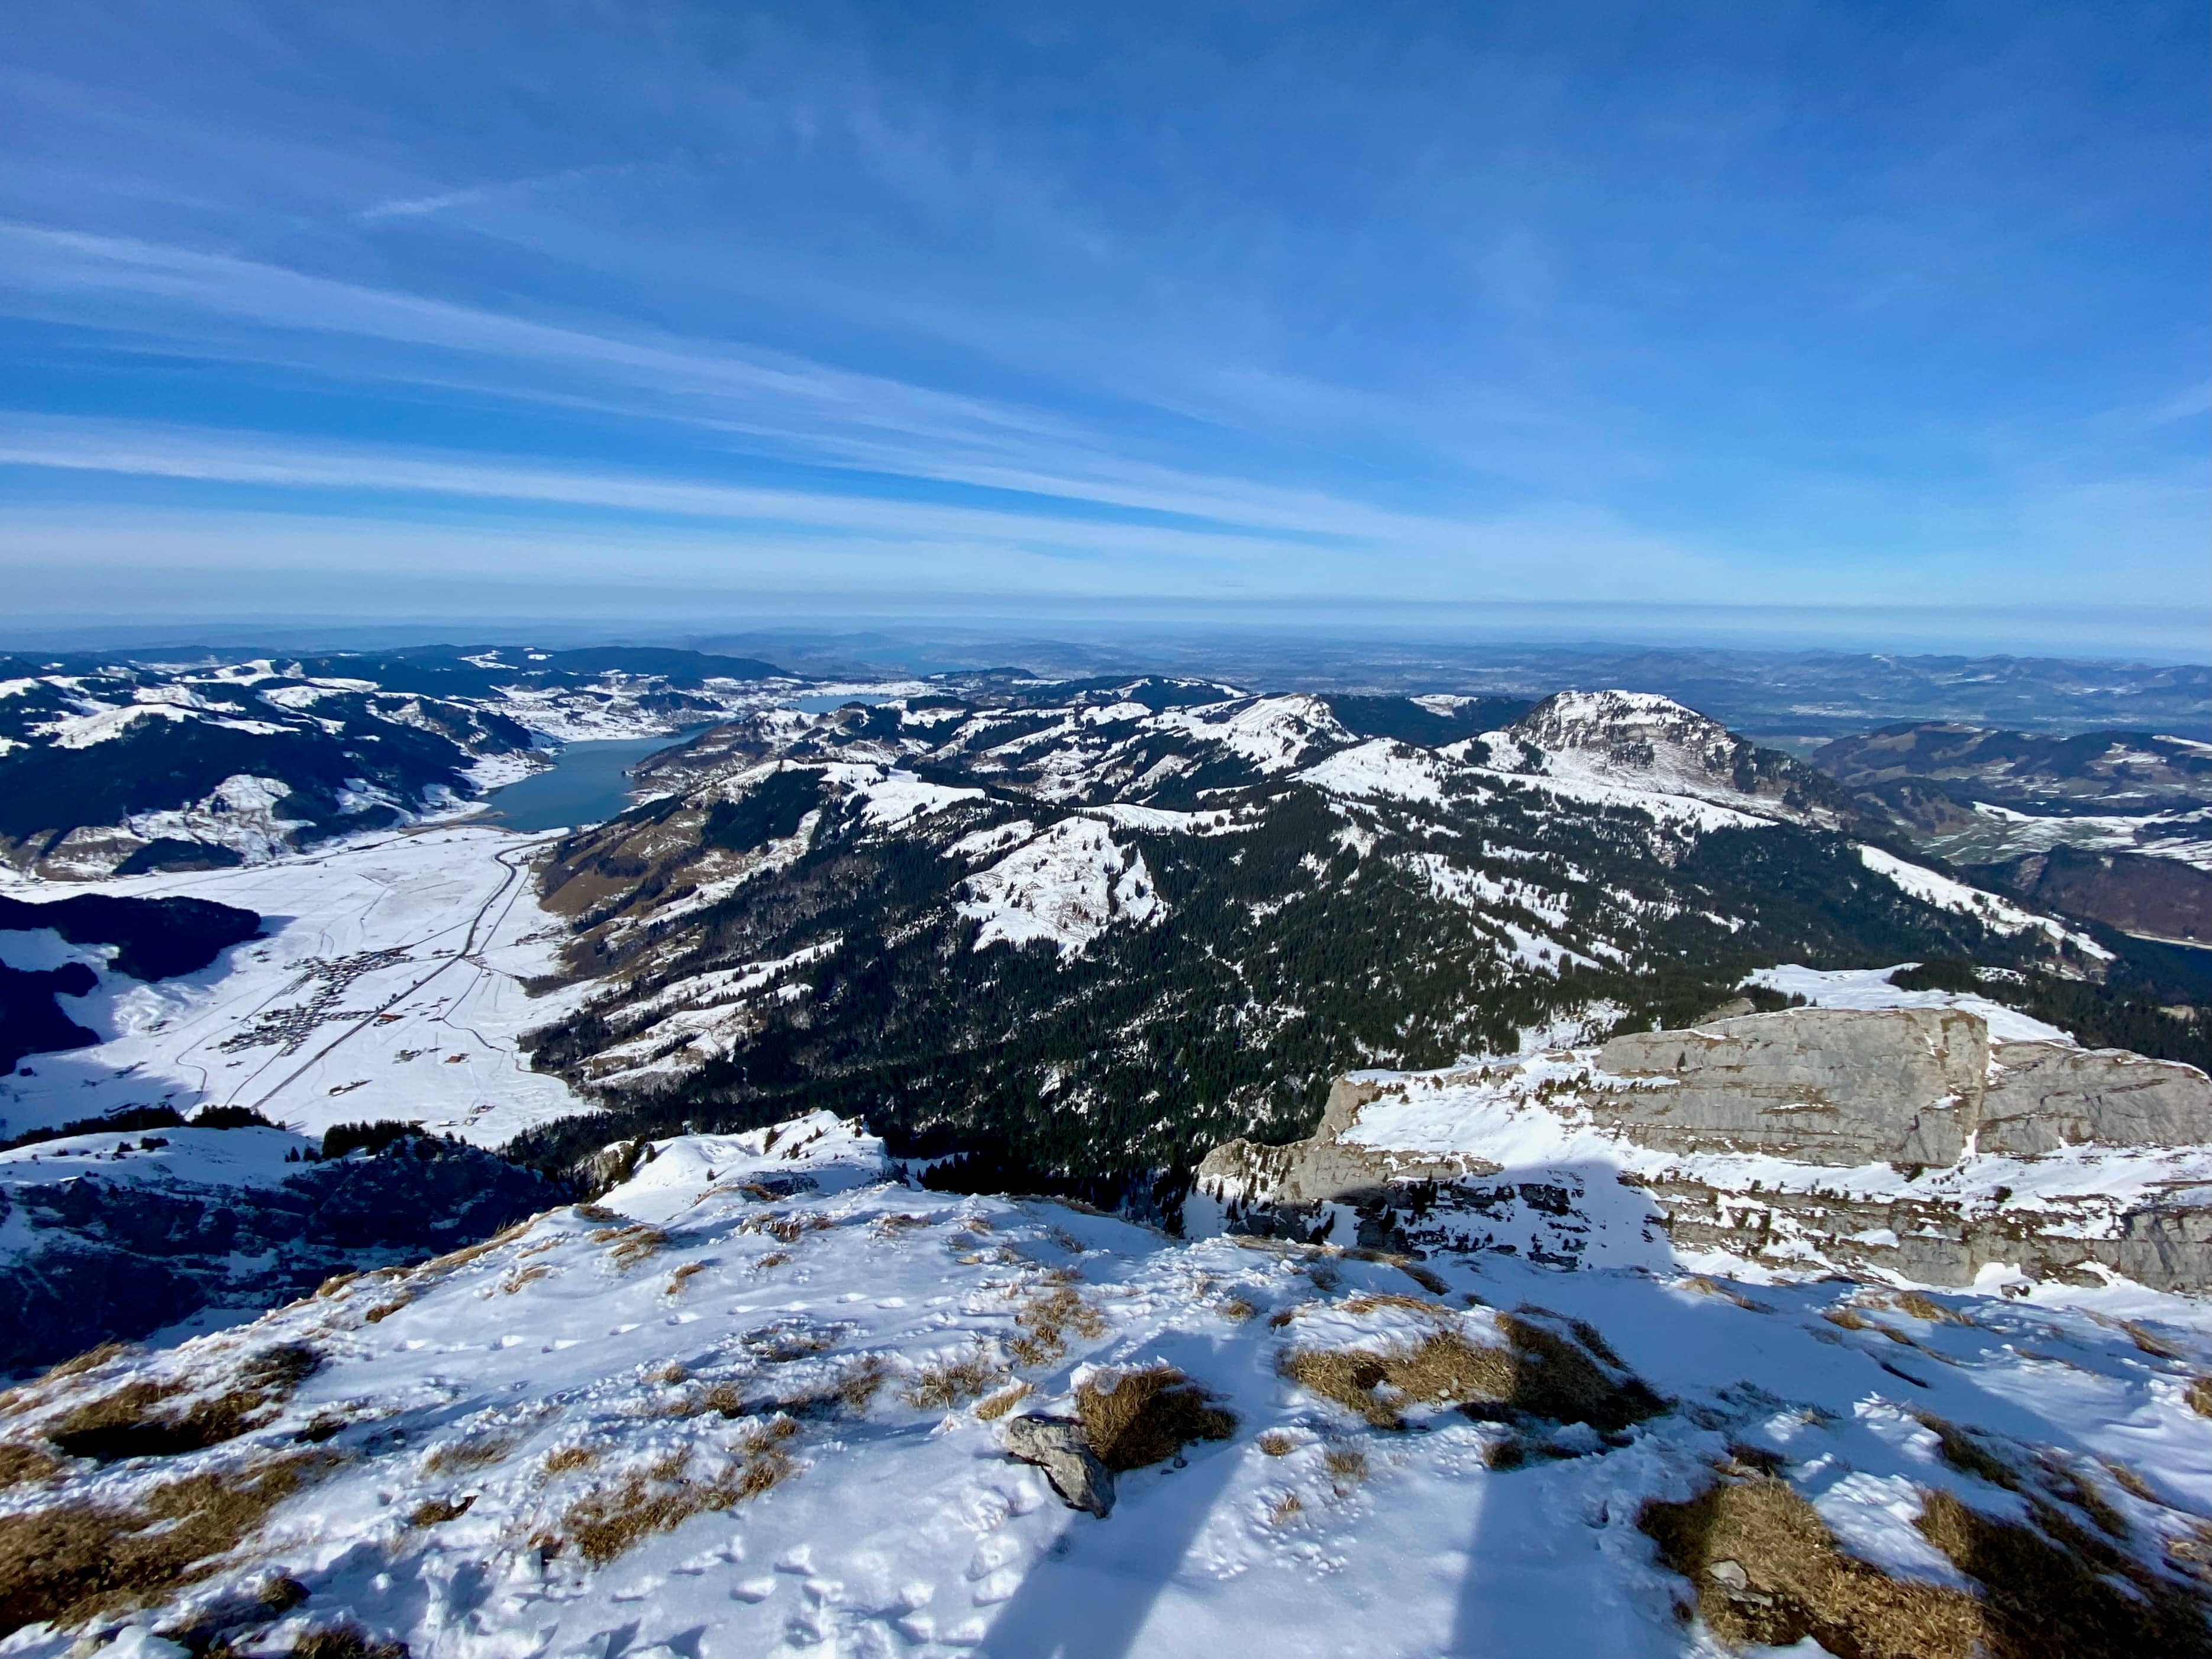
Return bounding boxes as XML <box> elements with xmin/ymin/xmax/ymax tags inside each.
<box><xmin>0</xmin><ymin>652</ymin><xmax>2207</xmax><ymax>1658</ymax></box>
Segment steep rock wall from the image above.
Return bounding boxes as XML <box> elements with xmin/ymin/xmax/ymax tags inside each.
<box><xmin>1194</xmin><ymin>1006</ymin><xmax>2212</xmax><ymax>1291</ymax></box>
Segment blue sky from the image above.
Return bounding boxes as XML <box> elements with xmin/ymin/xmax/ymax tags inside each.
<box><xmin>2</xmin><ymin>2</ymin><xmax>2205</xmax><ymax>652</ymax></box>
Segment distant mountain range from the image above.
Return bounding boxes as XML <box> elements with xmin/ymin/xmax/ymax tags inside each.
<box><xmin>0</xmin><ymin>645</ymin><xmax>795</xmax><ymax>879</ymax></box>
<box><xmin>1817</xmin><ymin>721</ymin><xmax>2212</xmax><ymax>945</ymax></box>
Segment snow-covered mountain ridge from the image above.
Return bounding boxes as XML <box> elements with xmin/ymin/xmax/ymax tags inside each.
<box><xmin>0</xmin><ymin>1109</ymin><xmax>2204</xmax><ymax>1659</ymax></box>
<box><xmin>511</xmin><ymin>677</ymin><xmax>2131</xmax><ymax>1192</ymax></box>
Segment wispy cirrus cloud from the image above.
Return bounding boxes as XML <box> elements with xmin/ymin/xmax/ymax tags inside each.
<box><xmin>0</xmin><ymin>225</ymin><xmax>1565</xmax><ymax>549</ymax></box>
<box><xmin>0</xmin><ymin>414</ymin><xmax>1739</xmax><ymax>601</ymax></box>
<box><xmin>355</xmin><ymin>164</ymin><xmax>638</xmax><ymax>222</ymax></box>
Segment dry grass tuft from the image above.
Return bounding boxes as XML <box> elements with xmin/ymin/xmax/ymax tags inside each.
<box><xmin>899</xmin><ymin>1345</ymin><xmax>1007</xmax><ymax>1411</ymax></box>
<box><xmin>1006</xmin><ymin>1283</ymin><xmax>1107</xmax><ymax>1367</ymax></box>
<box><xmin>1219</xmin><ymin>1297</ymin><xmax>1258</xmax><ymax>1323</ymax></box>
<box><xmin>0</xmin><ymin>1442</ymin><xmax>65</xmax><ymax>1489</ymax></box>
<box><xmin>2101</xmin><ymin>1459</ymin><xmax>2158</xmax><ymax>1505</ymax></box>
<box><xmin>755</xmin><ymin>1251</ymin><xmax>792</xmax><ymax>1270</ymax></box>
<box><xmin>414</xmin><ymin>1219</ymin><xmax>536</xmax><ymax>1279</ymax></box>
<box><xmin>406</xmin><ymin>1494</ymin><xmax>475</xmax><ymax>1527</ymax></box>
<box><xmin>1916</xmin><ymin>1413</ymin><xmax>2019</xmax><ymax>1491</ymax></box>
<box><xmin>740</xmin><ymin>1210</ymin><xmax>834</xmax><ymax>1244</ymax></box>
<box><xmin>560</xmin><ymin>1423</ymin><xmax>798</xmax><ymax>1567</ymax></box>
<box><xmin>541</xmin><ymin>1445</ymin><xmax>598</xmax><ymax>1477</ymax></box>
<box><xmin>1322</xmin><ymin>1444</ymin><xmax>1368</xmax><ymax>1493</ymax></box>
<box><xmin>43</xmin><ymin>1345</ymin><xmax>320</xmax><ymax>1463</ymax></box>
<box><xmin>745</xmin><ymin>1322</ymin><xmax>838</xmax><ymax>1363</ymax></box>
<box><xmin>290</xmin><ymin>1624</ymin><xmax>407</xmax><ymax>1659</ymax></box>
<box><xmin>1641</xmin><ymin>1476</ymin><xmax>1983</xmax><ymax>1659</ymax></box>
<box><xmin>652</xmin><ymin>1361</ymin><xmax>689</xmax><ymax>1386</ymax></box>
<box><xmin>0</xmin><ymin>1451</ymin><xmax>328</xmax><ymax>1636</ymax></box>
<box><xmin>1268</xmin><ymin>1492</ymin><xmax>1304</xmax><ymax>1526</ymax></box>
<box><xmin>362</xmin><ymin>1293</ymin><xmax>412</xmax><ymax>1324</ymax></box>
<box><xmin>2171</xmin><ymin>1521</ymin><xmax>2212</xmax><ymax>1586</ymax></box>
<box><xmin>1891</xmin><ymin>1291</ymin><xmax>1969</xmax><ymax>1325</ymax></box>
<box><xmin>693</xmin><ymin>1383</ymin><xmax>744</xmax><ymax>1418</ymax></box>
<box><xmin>572</xmin><ymin>1203</ymin><xmax>620</xmax><ymax>1223</ymax></box>
<box><xmin>420</xmin><ymin>1434</ymin><xmax>514</xmax><ymax>1476</ymax></box>
<box><xmin>2185</xmin><ymin>1376</ymin><xmax>2212</xmax><ymax>1419</ymax></box>
<box><xmin>1679</xmin><ymin>1276</ymin><xmax>1771</xmax><ymax>1313</ymax></box>
<box><xmin>44</xmin><ymin>1342</ymin><xmax>132</xmax><ymax>1382</ymax></box>
<box><xmin>593</xmin><ymin>1224</ymin><xmax>670</xmax><ymax>1270</ymax></box>
<box><xmin>665</xmin><ymin>1261</ymin><xmax>706</xmax><ymax>1295</ymax></box>
<box><xmin>2121</xmin><ymin>1321</ymin><xmax>2185</xmax><ymax>1360</ymax></box>
<box><xmin>1916</xmin><ymin>1486</ymin><xmax>2211</xmax><ymax>1658</ymax></box>
<box><xmin>1075</xmin><ymin>1367</ymin><xmax>1235</xmax><ymax>1473</ymax></box>
<box><xmin>1280</xmin><ymin>1313</ymin><xmax>1662</xmax><ymax>1434</ymax></box>
<box><xmin>1341</xmin><ymin>1292</ymin><xmax>1444</xmax><ymax>1316</ymax></box>
<box><xmin>2035</xmin><ymin>1455</ymin><xmax>2129</xmax><ymax>1541</ymax></box>
<box><xmin>836</xmin><ymin>1355</ymin><xmax>891</xmax><ymax>1413</ymax></box>
<box><xmin>1257</xmin><ymin>1429</ymin><xmax>1296</xmax><ymax>1457</ymax></box>
<box><xmin>973</xmin><ymin>1381</ymin><xmax>1032</xmax><ymax>1421</ymax></box>
<box><xmin>1822</xmin><ymin>1306</ymin><xmax>1871</xmax><ymax>1332</ymax></box>
<box><xmin>499</xmin><ymin>1264</ymin><xmax>552</xmax><ymax>1295</ymax></box>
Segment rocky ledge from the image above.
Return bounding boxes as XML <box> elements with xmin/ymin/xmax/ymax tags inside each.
<box><xmin>1193</xmin><ymin>1005</ymin><xmax>2212</xmax><ymax>1292</ymax></box>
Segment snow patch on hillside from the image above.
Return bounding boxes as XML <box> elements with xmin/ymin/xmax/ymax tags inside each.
<box><xmin>1151</xmin><ymin>694</ymin><xmax>1349</xmax><ymax>773</ymax></box>
<box><xmin>1743</xmin><ymin>964</ymin><xmax>2075</xmax><ymax>1045</ymax></box>
<box><xmin>958</xmin><ymin>818</ymin><xmax>1164</xmax><ymax>956</ymax></box>
<box><xmin>821</xmin><ymin>763</ymin><xmax>988</xmax><ymax>828</ymax></box>
<box><xmin>1855</xmin><ymin>845</ymin><xmax>2111</xmax><ymax>958</ymax></box>
<box><xmin>1298</xmin><ymin>739</ymin><xmax>1455</xmax><ymax>805</ymax></box>
<box><xmin>120</xmin><ymin>775</ymin><xmax>311</xmax><ymax>863</ymax></box>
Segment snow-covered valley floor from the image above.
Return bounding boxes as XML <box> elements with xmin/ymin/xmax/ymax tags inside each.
<box><xmin>1</xmin><ymin>1116</ymin><xmax>2205</xmax><ymax>1659</ymax></box>
<box><xmin>0</xmin><ymin>827</ymin><xmax>595</xmax><ymax>1148</ymax></box>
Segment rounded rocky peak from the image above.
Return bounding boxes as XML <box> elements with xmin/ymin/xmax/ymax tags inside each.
<box><xmin>1513</xmin><ymin>689</ymin><xmax>1726</xmax><ymax>748</ymax></box>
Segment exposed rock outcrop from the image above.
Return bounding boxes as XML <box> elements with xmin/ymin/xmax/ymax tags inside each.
<box><xmin>1001</xmin><ymin>1415</ymin><xmax>1117</xmax><ymax>1518</ymax></box>
<box><xmin>1194</xmin><ymin>1006</ymin><xmax>2212</xmax><ymax>1292</ymax></box>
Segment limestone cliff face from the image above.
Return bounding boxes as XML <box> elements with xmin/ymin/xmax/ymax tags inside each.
<box><xmin>1593</xmin><ymin>1008</ymin><xmax>1990</xmax><ymax>1166</ymax></box>
<box><xmin>1193</xmin><ymin>1006</ymin><xmax>2212</xmax><ymax>1292</ymax></box>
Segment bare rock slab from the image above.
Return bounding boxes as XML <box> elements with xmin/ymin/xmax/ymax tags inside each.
<box><xmin>1002</xmin><ymin>1414</ymin><xmax>1116</xmax><ymax>1518</ymax></box>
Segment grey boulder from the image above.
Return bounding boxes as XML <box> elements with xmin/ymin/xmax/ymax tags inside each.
<box><xmin>1002</xmin><ymin>1414</ymin><xmax>1116</xmax><ymax>1518</ymax></box>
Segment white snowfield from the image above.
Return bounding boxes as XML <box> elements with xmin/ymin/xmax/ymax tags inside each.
<box><xmin>1958</xmin><ymin>801</ymin><xmax>2212</xmax><ymax>872</ymax></box>
<box><xmin>1296</xmin><ymin>738</ymin><xmax>1458</xmax><ymax>806</ymax></box>
<box><xmin>1745</xmin><ymin>963</ymin><xmax>2076</xmax><ymax>1046</ymax></box>
<box><xmin>0</xmin><ymin>828</ymin><xmax>596</xmax><ymax>1148</ymax></box>
<box><xmin>957</xmin><ymin>818</ymin><xmax>1164</xmax><ymax>957</ymax></box>
<box><xmin>1</xmin><ymin>1112</ymin><xmax>2204</xmax><ymax>1659</ymax></box>
<box><xmin>1149</xmin><ymin>693</ymin><xmax>1351</xmax><ymax>773</ymax></box>
<box><xmin>1447</xmin><ymin>731</ymin><xmax>1774</xmax><ymax>835</ymax></box>
<box><xmin>1855</xmin><ymin>844</ymin><xmax>2113</xmax><ymax>960</ymax></box>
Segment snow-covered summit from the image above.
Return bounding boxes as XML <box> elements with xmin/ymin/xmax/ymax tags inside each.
<box><xmin>1496</xmin><ymin>689</ymin><xmax>1837</xmax><ymax>825</ymax></box>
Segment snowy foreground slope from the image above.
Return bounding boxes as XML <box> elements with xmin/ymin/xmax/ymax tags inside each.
<box><xmin>2</xmin><ymin>1115</ymin><xmax>2208</xmax><ymax>1659</ymax></box>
